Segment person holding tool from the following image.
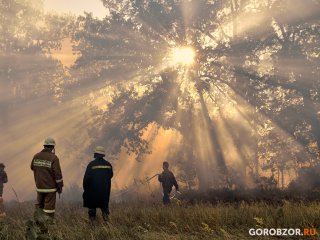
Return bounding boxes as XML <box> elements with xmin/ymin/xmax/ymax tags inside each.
<box><xmin>158</xmin><ymin>161</ymin><xmax>179</xmax><ymax>204</ymax></box>
<box><xmin>31</xmin><ymin>137</ymin><xmax>63</xmax><ymax>221</ymax></box>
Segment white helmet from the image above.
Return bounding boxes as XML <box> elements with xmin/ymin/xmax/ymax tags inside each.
<box><xmin>94</xmin><ymin>146</ymin><xmax>105</xmax><ymax>155</ymax></box>
<box><xmin>44</xmin><ymin>137</ymin><xmax>56</xmax><ymax>146</ymax></box>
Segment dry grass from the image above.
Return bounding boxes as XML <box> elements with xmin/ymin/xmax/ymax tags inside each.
<box><xmin>0</xmin><ymin>200</ymin><xmax>319</xmax><ymax>239</ymax></box>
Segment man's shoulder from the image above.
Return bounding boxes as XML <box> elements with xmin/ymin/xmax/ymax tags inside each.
<box><xmin>33</xmin><ymin>151</ymin><xmax>42</xmax><ymax>158</ymax></box>
<box><xmin>92</xmin><ymin>158</ymin><xmax>112</xmax><ymax>165</ymax></box>
<box><xmin>163</xmin><ymin>170</ymin><xmax>173</xmax><ymax>176</ymax></box>
<box><xmin>99</xmin><ymin>160</ymin><xmax>112</xmax><ymax>168</ymax></box>
<box><xmin>88</xmin><ymin>159</ymin><xmax>112</xmax><ymax>171</ymax></box>
<box><xmin>34</xmin><ymin>150</ymin><xmax>57</xmax><ymax>158</ymax></box>
<box><xmin>88</xmin><ymin>159</ymin><xmax>96</xmax><ymax>165</ymax></box>
<box><xmin>104</xmin><ymin>160</ymin><xmax>112</xmax><ymax>167</ymax></box>
<box><xmin>33</xmin><ymin>152</ymin><xmax>46</xmax><ymax>160</ymax></box>
<box><xmin>89</xmin><ymin>159</ymin><xmax>108</xmax><ymax>165</ymax></box>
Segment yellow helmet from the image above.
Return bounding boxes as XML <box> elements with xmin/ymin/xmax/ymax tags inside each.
<box><xmin>94</xmin><ymin>146</ymin><xmax>105</xmax><ymax>155</ymax></box>
<box><xmin>44</xmin><ymin>137</ymin><xmax>56</xmax><ymax>146</ymax></box>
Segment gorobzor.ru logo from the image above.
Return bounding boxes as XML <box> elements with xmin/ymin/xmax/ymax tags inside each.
<box><xmin>249</xmin><ymin>228</ymin><xmax>317</xmax><ymax>237</ymax></box>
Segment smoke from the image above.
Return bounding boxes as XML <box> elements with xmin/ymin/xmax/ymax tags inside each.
<box><xmin>0</xmin><ymin>0</ymin><xmax>319</xmax><ymax>202</ymax></box>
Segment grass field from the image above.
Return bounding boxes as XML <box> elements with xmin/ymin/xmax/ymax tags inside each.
<box><xmin>1</xmin><ymin>200</ymin><xmax>319</xmax><ymax>239</ymax></box>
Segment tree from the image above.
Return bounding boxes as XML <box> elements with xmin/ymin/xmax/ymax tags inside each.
<box><xmin>70</xmin><ymin>0</ymin><xmax>320</xmax><ymax>189</ymax></box>
<box><xmin>0</xmin><ymin>0</ymin><xmax>73</xmax><ymax>116</ymax></box>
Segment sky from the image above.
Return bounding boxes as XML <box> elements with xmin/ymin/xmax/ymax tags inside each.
<box><xmin>50</xmin><ymin>38</ymin><xmax>76</xmax><ymax>67</ymax></box>
<box><xmin>43</xmin><ymin>0</ymin><xmax>108</xmax><ymax>19</ymax></box>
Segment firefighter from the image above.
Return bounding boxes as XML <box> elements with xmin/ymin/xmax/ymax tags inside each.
<box><xmin>0</xmin><ymin>163</ymin><xmax>8</xmax><ymax>217</ymax></box>
<box><xmin>158</xmin><ymin>161</ymin><xmax>179</xmax><ymax>204</ymax></box>
<box><xmin>83</xmin><ymin>146</ymin><xmax>113</xmax><ymax>223</ymax></box>
<box><xmin>31</xmin><ymin>137</ymin><xmax>63</xmax><ymax>220</ymax></box>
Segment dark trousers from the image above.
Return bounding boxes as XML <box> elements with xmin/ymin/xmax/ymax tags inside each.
<box><xmin>89</xmin><ymin>207</ymin><xmax>109</xmax><ymax>221</ymax></box>
<box><xmin>0</xmin><ymin>184</ymin><xmax>3</xmax><ymax>197</ymax></box>
<box><xmin>163</xmin><ymin>187</ymin><xmax>172</xmax><ymax>205</ymax></box>
<box><xmin>36</xmin><ymin>192</ymin><xmax>56</xmax><ymax>217</ymax></box>
<box><xmin>0</xmin><ymin>196</ymin><xmax>4</xmax><ymax>214</ymax></box>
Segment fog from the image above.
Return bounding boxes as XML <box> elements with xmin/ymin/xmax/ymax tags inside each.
<box><xmin>0</xmin><ymin>0</ymin><xmax>319</xmax><ymax>201</ymax></box>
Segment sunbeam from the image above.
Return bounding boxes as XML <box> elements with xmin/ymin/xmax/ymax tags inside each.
<box><xmin>1</xmin><ymin>0</ymin><xmax>319</xmax><ymax>202</ymax></box>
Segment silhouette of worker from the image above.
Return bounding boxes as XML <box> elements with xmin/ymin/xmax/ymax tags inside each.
<box><xmin>0</xmin><ymin>163</ymin><xmax>8</xmax><ymax>217</ymax></box>
<box><xmin>31</xmin><ymin>137</ymin><xmax>63</xmax><ymax>220</ymax></box>
<box><xmin>158</xmin><ymin>162</ymin><xmax>179</xmax><ymax>204</ymax></box>
<box><xmin>83</xmin><ymin>146</ymin><xmax>113</xmax><ymax>223</ymax></box>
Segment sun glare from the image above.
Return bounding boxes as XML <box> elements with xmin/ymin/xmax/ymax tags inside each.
<box><xmin>170</xmin><ymin>47</ymin><xmax>195</xmax><ymax>66</ymax></box>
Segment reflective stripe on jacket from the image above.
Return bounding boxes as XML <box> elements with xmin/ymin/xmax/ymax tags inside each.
<box><xmin>83</xmin><ymin>157</ymin><xmax>113</xmax><ymax>208</ymax></box>
<box><xmin>31</xmin><ymin>148</ymin><xmax>63</xmax><ymax>192</ymax></box>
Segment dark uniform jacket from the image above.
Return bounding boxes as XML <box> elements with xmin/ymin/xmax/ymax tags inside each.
<box><xmin>31</xmin><ymin>149</ymin><xmax>63</xmax><ymax>193</ymax></box>
<box><xmin>0</xmin><ymin>170</ymin><xmax>8</xmax><ymax>186</ymax></box>
<box><xmin>83</xmin><ymin>157</ymin><xmax>113</xmax><ymax>209</ymax></box>
<box><xmin>0</xmin><ymin>170</ymin><xmax>8</xmax><ymax>197</ymax></box>
<box><xmin>158</xmin><ymin>170</ymin><xmax>179</xmax><ymax>191</ymax></box>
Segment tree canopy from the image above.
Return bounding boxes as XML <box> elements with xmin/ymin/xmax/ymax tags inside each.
<box><xmin>0</xmin><ymin>0</ymin><xmax>319</xmax><ymax>196</ymax></box>
<box><xmin>69</xmin><ymin>0</ymin><xmax>320</xmax><ymax>189</ymax></box>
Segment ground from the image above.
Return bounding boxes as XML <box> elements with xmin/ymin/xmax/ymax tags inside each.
<box><xmin>0</xmin><ymin>201</ymin><xmax>319</xmax><ymax>239</ymax></box>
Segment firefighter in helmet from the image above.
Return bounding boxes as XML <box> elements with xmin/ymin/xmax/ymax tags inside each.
<box><xmin>83</xmin><ymin>146</ymin><xmax>113</xmax><ymax>222</ymax></box>
<box><xmin>31</xmin><ymin>137</ymin><xmax>63</xmax><ymax>219</ymax></box>
<box><xmin>0</xmin><ymin>163</ymin><xmax>8</xmax><ymax>217</ymax></box>
<box><xmin>158</xmin><ymin>161</ymin><xmax>179</xmax><ymax>204</ymax></box>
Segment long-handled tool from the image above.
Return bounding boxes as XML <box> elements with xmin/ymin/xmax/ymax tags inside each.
<box><xmin>145</xmin><ymin>173</ymin><xmax>159</xmax><ymax>182</ymax></box>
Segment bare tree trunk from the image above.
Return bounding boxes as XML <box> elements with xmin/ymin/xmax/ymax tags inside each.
<box><xmin>277</xmin><ymin>168</ymin><xmax>280</xmax><ymax>188</ymax></box>
<box><xmin>302</xmin><ymin>92</ymin><xmax>320</xmax><ymax>162</ymax></box>
<box><xmin>188</xmin><ymin>68</ymin><xmax>227</xmax><ymax>189</ymax></box>
<box><xmin>196</xmin><ymin>79</ymin><xmax>227</xmax><ymax>170</ymax></box>
<box><xmin>281</xmin><ymin>167</ymin><xmax>284</xmax><ymax>189</ymax></box>
<box><xmin>253</xmin><ymin>138</ymin><xmax>259</xmax><ymax>178</ymax></box>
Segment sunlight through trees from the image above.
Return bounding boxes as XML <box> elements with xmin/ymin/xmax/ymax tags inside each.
<box><xmin>0</xmin><ymin>0</ymin><xmax>319</xmax><ymax>199</ymax></box>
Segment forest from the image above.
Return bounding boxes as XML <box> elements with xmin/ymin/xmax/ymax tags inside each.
<box><xmin>1</xmin><ymin>0</ymin><xmax>319</xmax><ymax>194</ymax></box>
<box><xmin>0</xmin><ymin>0</ymin><xmax>320</xmax><ymax>239</ymax></box>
